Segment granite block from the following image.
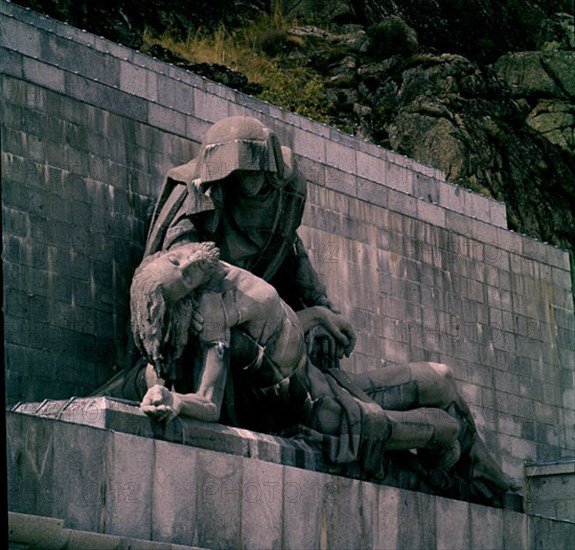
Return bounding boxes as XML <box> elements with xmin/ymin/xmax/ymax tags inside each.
<box><xmin>293</xmin><ymin>129</ymin><xmax>326</xmax><ymax>163</ymax></box>
<box><xmin>151</xmin><ymin>439</ymin><xmax>198</xmax><ymax>545</ymax></box>
<box><xmin>7</xmin><ymin>413</ymin><xmax>54</xmax><ymax>517</ymax></box>
<box><xmin>326</xmin><ymin>138</ymin><xmax>356</xmax><ymax>174</ymax></box>
<box><xmin>324</xmin><ymin>165</ymin><xmax>357</xmax><ymax>196</ymax></box>
<box><xmin>502</xmin><ymin>509</ymin><xmax>529</xmax><ymax>549</ymax></box>
<box><xmin>389</xmin><ymin>191</ymin><xmax>417</xmax><ymax>217</ymax></box>
<box><xmin>439</xmin><ymin>182</ymin><xmax>465</xmax><ymax>214</ymax></box>
<box><xmin>50</xmin><ymin>421</ymin><xmax>110</xmax><ymax>532</ymax></box>
<box><xmin>195</xmin><ymin>449</ymin><xmax>242</xmax><ymax>548</ymax></box>
<box><xmin>181</xmin><ymin>421</ymin><xmax>251</xmax><ymax>457</ymax></box>
<box><xmin>357</xmin><ymin>178</ymin><xmax>388</xmax><ymax>208</ymax></box>
<box><xmin>413</xmin><ymin>173</ymin><xmax>440</xmax><ymax>204</ymax></box>
<box><xmin>531</xmin><ymin>514</ymin><xmax>575</xmax><ymax>549</ymax></box>
<box><xmin>417</xmin><ymin>200</ymin><xmax>446</xmax><ymax>228</ymax></box>
<box><xmin>192</xmin><ymin>88</ymin><xmax>230</xmax><ymax>123</ymax></box>
<box><xmin>157</xmin><ymin>76</ymin><xmax>194</xmax><ymax>113</ymax></box>
<box><xmin>436</xmin><ymin>496</ymin><xmax>470</xmax><ymax>550</ymax></box>
<box><xmin>104</xmin><ymin>431</ymin><xmax>154</xmax><ymax>539</ymax></box>
<box><xmin>546</xmin><ymin>244</ymin><xmax>571</xmax><ymax>270</ymax></box>
<box><xmin>122</xmin><ymin>48</ymin><xmax>166</xmax><ymax>74</ymax></box>
<box><xmin>148</xmin><ymin>103</ymin><xmax>187</xmax><ymax>136</ymax></box>
<box><xmin>185</xmin><ymin>115</ymin><xmax>212</xmax><ymax>144</ymax></box>
<box><xmin>397</xmin><ymin>490</ymin><xmax>437</xmax><ymax>549</ymax></box>
<box><xmin>356</xmin><ymin>150</ymin><xmax>385</xmax><ymax>184</ymax></box>
<box><xmin>40</xmin><ymin>32</ymin><xmax>119</xmax><ymax>87</ymax></box>
<box><xmin>386</xmin><ymin>162</ymin><xmax>414</xmax><ymax>195</ymax></box>
<box><xmin>0</xmin><ymin>46</ymin><xmax>23</xmax><ymax>78</ymax></box>
<box><xmin>282</xmin><ymin>466</ymin><xmax>323</xmax><ymax>549</ymax></box>
<box><xmin>65</xmin><ymin>73</ymin><xmax>147</xmax><ymax>122</ymax></box>
<box><xmin>322</xmin><ymin>476</ymin><xmax>363</xmax><ymax>550</ymax></box>
<box><xmin>227</xmin><ymin>99</ymin><xmax>255</xmax><ymax>119</ymax></box>
<box><xmin>0</xmin><ymin>15</ymin><xmax>41</xmax><ymax>57</ymax></box>
<box><xmin>240</xmin><ymin>459</ymin><xmax>283</xmax><ymax>550</ymax></box>
<box><xmin>120</xmin><ymin>61</ymin><xmax>158</xmax><ymax>102</ymax></box>
<box><xmin>470</xmin><ymin>503</ymin><xmax>503</xmax><ymax>549</ymax></box>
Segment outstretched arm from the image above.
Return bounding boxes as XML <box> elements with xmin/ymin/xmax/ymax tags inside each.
<box><xmin>140</xmin><ymin>342</ymin><xmax>229</xmax><ymax>423</ymax></box>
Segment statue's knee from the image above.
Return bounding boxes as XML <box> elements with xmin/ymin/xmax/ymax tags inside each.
<box><xmin>428</xmin><ymin>362</ymin><xmax>451</xmax><ymax>380</ymax></box>
<box><xmin>312</xmin><ymin>397</ymin><xmax>342</xmax><ymax>436</ymax></box>
<box><xmin>413</xmin><ymin>362</ymin><xmax>456</xmax><ymax>408</ymax></box>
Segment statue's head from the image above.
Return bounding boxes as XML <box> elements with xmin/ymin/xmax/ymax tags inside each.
<box><xmin>130</xmin><ymin>242</ymin><xmax>220</xmax><ymax>377</ymax></box>
<box><xmin>193</xmin><ymin>116</ymin><xmax>294</xmax><ymax>193</ymax></box>
<box><xmin>138</xmin><ymin>241</ymin><xmax>219</xmax><ymax>304</ymax></box>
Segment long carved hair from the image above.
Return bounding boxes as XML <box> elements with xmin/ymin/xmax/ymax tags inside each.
<box><xmin>130</xmin><ymin>242</ymin><xmax>220</xmax><ymax>381</ymax></box>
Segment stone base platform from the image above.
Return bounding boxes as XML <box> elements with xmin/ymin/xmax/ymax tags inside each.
<box><xmin>7</xmin><ymin>398</ymin><xmax>574</xmax><ymax>548</ymax></box>
<box><xmin>525</xmin><ymin>457</ymin><xmax>575</xmax><ymax>522</ymax></box>
<box><xmin>11</xmin><ymin>397</ymin><xmax>522</xmax><ymax>509</ymax></box>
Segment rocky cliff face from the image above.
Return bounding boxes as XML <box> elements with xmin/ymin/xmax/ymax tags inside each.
<box><xmin>283</xmin><ymin>10</ymin><xmax>574</xmax><ymax>262</ymax></box>
<box><xmin>14</xmin><ymin>1</ymin><xmax>575</xmax><ymax>283</ymax></box>
<box><xmin>335</xmin><ymin>34</ymin><xmax>575</xmax><ymax>248</ymax></box>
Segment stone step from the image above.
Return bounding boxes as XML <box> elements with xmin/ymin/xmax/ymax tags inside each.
<box><xmin>9</xmin><ymin>512</ymin><xmax>206</xmax><ymax>549</ymax></box>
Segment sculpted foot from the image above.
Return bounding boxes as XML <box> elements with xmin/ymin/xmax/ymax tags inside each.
<box><xmin>468</xmin><ymin>436</ymin><xmax>520</xmax><ymax>492</ymax></box>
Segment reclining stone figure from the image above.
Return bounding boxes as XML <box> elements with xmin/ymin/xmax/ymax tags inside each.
<box><xmin>124</xmin><ymin>115</ymin><xmax>517</xmax><ymax>505</ymax></box>
<box><xmin>130</xmin><ymin>241</ymin><xmax>517</xmax><ymax>503</ymax></box>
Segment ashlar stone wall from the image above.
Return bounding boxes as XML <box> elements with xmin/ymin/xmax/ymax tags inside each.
<box><xmin>1</xmin><ymin>0</ymin><xmax>573</xmax><ymax>486</ymax></box>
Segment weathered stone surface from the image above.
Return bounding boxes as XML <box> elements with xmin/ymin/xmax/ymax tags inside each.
<box><xmin>492</xmin><ymin>44</ymin><xmax>575</xmax><ymax>160</ymax></box>
<box><xmin>9</xmin><ymin>511</ymin><xmax>206</xmax><ymax>550</ymax></box>
<box><xmin>526</xmin><ymin>100</ymin><xmax>575</xmax><ymax>151</ymax></box>
<box><xmin>8</xmin><ymin>411</ymin><xmax>575</xmax><ymax>548</ymax></box>
<box><xmin>104</xmin><ymin>431</ymin><xmax>154</xmax><ymax>539</ymax></box>
<box><xmin>195</xmin><ymin>449</ymin><xmax>243</xmax><ymax>548</ymax></box>
<box><xmin>525</xmin><ymin>458</ymin><xmax>575</xmax><ymax>522</ymax></box>
<box><xmin>152</xmin><ymin>440</ymin><xmax>198</xmax><ymax>545</ymax></box>
<box><xmin>436</xmin><ymin>497</ymin><xmax>470</xmax><ymax>550</ymax></box>
<box><xmin>240</xmin><ymin>460</ymin><xmax>283</xmax><ymax>549</ymax></box>
<box><xmin>2</xmin><ymin>1</ymin><xmax>574</xmax><ymax>496</ymax></box>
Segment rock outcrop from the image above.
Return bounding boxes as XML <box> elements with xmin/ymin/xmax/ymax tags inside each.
<box><xmin>493</xmin><ymin>12</ymin><xmax>575</xmax><ymax>156</ymax></box>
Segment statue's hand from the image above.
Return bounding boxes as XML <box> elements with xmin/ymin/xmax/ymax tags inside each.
<box><xmin>307</xmin><ymin>325</ymin><xmax>339</xmax><ymax>370</ymax></box>
<box><xmin>298</xmin><ymin>306</ymin><xmax>357</xmax><ymax>363</ymax></box>
<box><xmin>140</xmin><ymin>384</ymin><xmax>181</xmax><ymax>423</ymax></box>
<box><xmin>315</xmin><ymin>307</ymin><xmax>356</xmax><ymax>358</ymax></box>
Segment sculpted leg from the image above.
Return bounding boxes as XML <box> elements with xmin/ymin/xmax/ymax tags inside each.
<box><xmin>384</xmin><ymin>408</ymin><xmax>462</xmax><ymax>470</ymax></box>
<box><xmin>351</xmin><ymin>362</ymin><xmax>516</xmax><ymax>490</ymax></box>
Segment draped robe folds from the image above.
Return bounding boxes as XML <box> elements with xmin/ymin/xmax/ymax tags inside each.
<box><xmin>140</xmin><ymin>155</ymin><xmax>391</xmax><ymax>478</ymax></box>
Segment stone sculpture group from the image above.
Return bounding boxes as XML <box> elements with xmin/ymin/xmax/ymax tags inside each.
<box><xmin>128</xmin><ymin>116</ymin><xmax>516</xmax><ymax>504</ymax></box>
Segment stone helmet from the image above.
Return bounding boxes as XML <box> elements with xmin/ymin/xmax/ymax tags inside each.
<box><xmin>192</xmin><ymin>116</ymin><xmax>294</xmax><ymax>190</ymax></box>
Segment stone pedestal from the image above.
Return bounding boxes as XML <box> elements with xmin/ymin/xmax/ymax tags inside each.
<box><xmin>8</xmin><ymin>399</ymin><xmax>575</xmax><ymax>549</ymax></box>
<box><xmin>525</xmin><ymin>458</ymin><xmax>575</xmax><ymax>522</ymax></box>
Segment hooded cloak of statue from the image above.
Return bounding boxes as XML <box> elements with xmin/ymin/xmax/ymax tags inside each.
<box><xmin>144</xmin><ymin>116</ymin><xmax>327</xmax><ymax>311</ymax></box>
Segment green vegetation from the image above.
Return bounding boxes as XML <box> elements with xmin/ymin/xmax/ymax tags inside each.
<box><xmin>258</xmin><ymin>66</ymin><xmax>333</xmax><ymax>122</ymax></box>
<box><xmin>142</xmin><ymin>10</ymin><xmax>333</xmax><ymax>123</ymax></box>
